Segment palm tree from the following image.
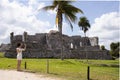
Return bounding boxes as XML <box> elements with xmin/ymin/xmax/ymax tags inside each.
<box><xmin>78</xmin><ymin>16</ymin><xmax>90</xmax><ymax>61</ymax></box>
<box><xmin>78</xmin><ymin>16</ymin><xmax>90</xmax><ymax>37</ymax></box>
<box><xmin>41</xmin><ymin>0</ymin><xmax>83</xmax><ymax>60</ymax></box>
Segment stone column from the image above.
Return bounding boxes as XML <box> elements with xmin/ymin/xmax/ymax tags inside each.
<box><xmin>23</xmin><ymin>32</ymin><xmax>27</xmax><ymax>42</ymax></box>
<box><xmin>10</xmin><ymin>32</ymin><xmax>14</xmax><ymax>44</ymax></box>
<box><xmin>93</xmin><ymin>37</ymin><xmax>99</xmax><ymax>46</ymax></box>
<box><xmin>96</xmin><ymin>37</ymin><xmax>99</xmax><ymax>46</ymax></box>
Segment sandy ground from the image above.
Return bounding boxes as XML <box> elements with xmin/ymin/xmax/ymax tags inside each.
<box><xmin>0</xmin><ymin>70</ymin><xmax>61</xmax><ymax>80</ymax></box>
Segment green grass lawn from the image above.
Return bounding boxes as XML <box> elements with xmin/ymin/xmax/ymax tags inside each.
<box><xmin>0</xmin><ymin>52</ymin><xmax>4</xmax><ymax>58</ymax></box>
<box><xmin>0</xmin><ymin>53</ymin><xmax>119</xmax><ymax>80</ymax></box>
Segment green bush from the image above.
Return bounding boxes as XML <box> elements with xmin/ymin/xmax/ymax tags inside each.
<box><xmin>110</xmin><ymin>42</ymin><xmax>119</xmax><ymax>58</ymax></box>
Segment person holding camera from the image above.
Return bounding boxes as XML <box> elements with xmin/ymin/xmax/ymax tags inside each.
<box><xmin>16</xmin><ymin>43</ymin><xmax>26</xmax><ymax>71</ymax></box>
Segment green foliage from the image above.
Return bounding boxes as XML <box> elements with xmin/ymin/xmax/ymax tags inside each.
<box><xmin>41</xmin><ymin>1</ymin><xmax>83</xmax><ymax>33</ymax></box>
<box><xmin>110</xmin><ymin>42</ymin><xmax>119</xmax><ymax>58</ymax></box>
<box><xmin>78</xmin><ymin>16</ymin><xmax>90</xmax><ymax>37</ymax></box>
<box><xmin>101</xmin><ymin>45</ymin><xmax>106</xmax><ymax>50</ymax></box>
<box><xmin>0</xmin><ymin>58</ymin><xmax>119</xmax><ymax>80</ymax></box>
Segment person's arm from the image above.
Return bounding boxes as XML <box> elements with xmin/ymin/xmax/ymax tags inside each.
<box><xmin>16</xmin><ymin>48</ymin><xmax>18</xmax><ymax>53</ymax></box>
<box><xmin>22</xmin><ymin>44</ymin><xmax>26</xmax><ymax>51</ymax></box>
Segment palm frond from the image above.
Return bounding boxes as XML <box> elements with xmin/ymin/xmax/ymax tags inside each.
<box><xmin>64</xmin><ymin>14</ymin><xmax>73</xmax><ymax>31</ymax></box>
<box><xmin>40</xmin><ymin>5</ymin><xmax>56</xmax><ymax>11</ymax></box>
<box><xmin>63</xmin><ymin>4</ymin><xmax>83</xmax><ymax>14</ymax></box>
<box><xmin>53</xmin><ymin>1</ymin><xmax>58</xmax><ymax>7</ymax></box>
<box><xmin>55</xmin><ymin>0</ymin><xmax>72</xmax><ymax>4</ymax></box>
<box><xmin>65</xmin><ymin>11</ymin><xmax>77</xmax><ymax>23</ymax></box>
<box><xmin>78</xmin><ymin>16</ymin><xmax>91</xmax><ymax>34</ymax></box>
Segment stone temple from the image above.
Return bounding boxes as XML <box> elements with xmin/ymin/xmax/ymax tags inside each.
<box><xmin>4</xmin><ymin>31</ymin><xmax>112</xmax><ymax>59</ymax></box>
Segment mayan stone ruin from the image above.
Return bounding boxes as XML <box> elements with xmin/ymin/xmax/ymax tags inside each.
<box><xmin>4</xmin><ymin>31</ymin><xmax>112</xmax><ymax>59</ymax></box>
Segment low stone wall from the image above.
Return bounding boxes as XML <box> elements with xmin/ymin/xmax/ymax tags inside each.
<box><xmin>4</xmin><ymin>50</ymin><xmax>17</xmax><ymax>58</ymax></box>
<box><xmin>81</xmin><ymin>46</ymin><xmax>100</xmax><ymax>51</ymax></box>
<box><xmin>67</xmin><ymin>50</ymin><xmax>112</xmax><ymax>59</ymax></box>
<box><xmin>5</xmin><ymin>49</ymin><xmax>112</xmax><ymax>60</ymax></box>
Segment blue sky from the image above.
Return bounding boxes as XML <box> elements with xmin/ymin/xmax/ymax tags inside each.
<box><xmin>0</xmin><ymin>0</ymin><xmax>119</xmax><ymax>50</ymax></box>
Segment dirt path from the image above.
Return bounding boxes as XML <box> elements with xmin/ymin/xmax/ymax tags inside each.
<box><xmin>0</xmin><ymin>70</ymin><xmax>62</xmax><ymax>80</ymax></box>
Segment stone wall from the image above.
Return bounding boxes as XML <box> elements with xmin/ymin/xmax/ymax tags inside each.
<box><xmin>0</xmin><ymin>44</ymin><xmax>10</xmax><ymax>52</ymax></box>
<box><xmin>4</xmin><ymin>31</ymin><xmax>112</xmax><ymax>60</ymax></box>
<box><xmin>68</xmin><ymin>49</ymin><xmax>111</xmax><ymax>59</ymax></box>
<box><xmin>89</xmin><ymin>37</ymin><xmax>98</xmax><ymax>46</ymax></box>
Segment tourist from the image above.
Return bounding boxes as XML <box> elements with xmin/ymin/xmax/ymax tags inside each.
<box><xmin>16</xmin><ymin>43</ymin><xmax>26</xmax><ymax>71</ymax></box>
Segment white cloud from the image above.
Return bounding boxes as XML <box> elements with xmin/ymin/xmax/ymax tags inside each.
<box><xmin>0</xmin><ymin>0</ymin><xmax>51</xmax><ymax>44</ymax></box>
<box><xmin>47</xmin><ymin>9</ymin><xmax>56</xmax><ymax>15</ymax></box>
<box><xmin>88</xmin><ymin>12</ymin><xmax>120</xmax><ymax>50</ymax></box>
<box><xmin>37</xmin><ymin>2</ymin><xmax>45</xmax><ymax>10</ymax></box>
<box><xmin>28</xmin><ymin>0</ymin><xmax>38</xmax><ymax>5</ymax></box>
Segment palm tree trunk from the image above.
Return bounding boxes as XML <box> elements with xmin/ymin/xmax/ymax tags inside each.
<box><xmin>58</xmin><ymin>10</ymin><xmax>63</xmax><ymax>60</ymax></box>
<box><xmin>84</xmin><ymin>32</ymin><xmax>86</xmax><ymax>37</ymax></box>
<box><xmin>58</xmin><ymin>11</ymin><xmax>62</xmax><ymax>34</ymax></box>
<box><xmin>84</xmin><ymin>33</ymin><xmax>88</xmax><ymax>62</ymax></box>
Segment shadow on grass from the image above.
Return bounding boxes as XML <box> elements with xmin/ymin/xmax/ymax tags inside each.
<box><xmin>90</xmin><ymin>79</ymin><xmax>98</xmax><ymax>80</ymax></box>
<box><xmin>59</xmin><ymin>60</ymin><xmax>76</xmax><ymax>65</ymax></box>
<box><xmin>89</xmin><ymin>63</ymin><xmax>119</xmax><ymax>68</ymax></box>
<box><xmin>77</xmin><ymin>60</ymin><xmax>119</xmax><ymax>68</ymax></box>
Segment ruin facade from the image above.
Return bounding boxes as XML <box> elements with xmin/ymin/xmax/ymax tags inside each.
<box><xmin>4</xmin><ymin>31</ymin><xmax>112</xmax><ymax>59</ymax></box>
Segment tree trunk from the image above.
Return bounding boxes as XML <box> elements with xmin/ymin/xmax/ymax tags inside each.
<box><xmin>58</xmin><ymin>11</ymin><xmax>62</xmax><ymax>34</ymax></box>
<box><xmin>84</xmin><ymin>34</ymin><xmax>88</xmax><ymax>62</ymax></box>
<box><xmin>84</xmin><ymin>32</ymin><xmax>86</xmax><ymax>37</ymax></box>
<box><xmin>58</xmin><ymin>10</ymin><xmax>63</xmax><ymax>60</ymax></box>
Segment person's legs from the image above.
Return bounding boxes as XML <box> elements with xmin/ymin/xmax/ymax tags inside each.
<box><xmin>17</xmin><ymin>60</ymin><xmax>19</xmax><ymax>70</ymax></box>
<box><xmin>17</xmin><ymin>60</ymin><xmax>21</xmax><ymax>71</ymax></box>
<box><xmin>19</xmin><ymin>60</ymin><xmax>21</xmax><ymax>70</ymax></box>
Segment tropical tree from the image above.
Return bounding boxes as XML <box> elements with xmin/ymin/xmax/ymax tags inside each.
<box><xmin>78</xmin><ymin>16</ymin><xmax>90</xmax><ymax>61</ymax></box>
<box><xmin>41</xmin><ymin>0</ymin><xmax>83</xmax><ymax>33</ymax></box>
<box><xmin>78</xmin><ymin>16</ymin><xmax>90</xmax><ymax>37</ymax></box>
<box><xmin>41</xmin><ymin>0</ymin><xmax>83</xmax><ymax>60</ymax></box>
